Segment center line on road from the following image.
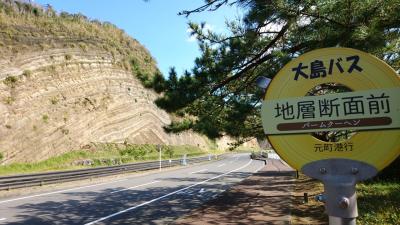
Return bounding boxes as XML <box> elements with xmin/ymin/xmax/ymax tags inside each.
<box><xmin>0</xmin><ymin>178</ymin><xmax>129</xmax><ymax>204</ymax></box>
<box><xmin>110</xmin><ymin>181</ymin><xmax>160</xmax><ymax>194</ymax></box>
<box><xmin>190</xmin><ymin>169</ymin><xmax>208</xmax><ymax>174</ymax></box>
<box><xmin>217</xmin><ymin>163</ymin><xmax>225</xmax><ymax>167</ymax></box>
<box><xmin>84</xmin><ymin>159</ymin><xmax>254</xmax><ymax>225</ymax></box>
<box><xmin>0</xmin><ymin>218</ymin><xmax>6</xmax><ymax>221</ymax></box>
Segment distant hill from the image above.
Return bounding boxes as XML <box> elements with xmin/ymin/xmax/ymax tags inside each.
<box><xmin>0</xmin><ymin>0</ymin><xmax>222</xmax><ymax>163</ymax></box>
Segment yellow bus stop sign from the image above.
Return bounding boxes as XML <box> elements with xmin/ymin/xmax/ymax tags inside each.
<box><xmin>261</xmin><ymin>48</ymin><xmax>400</xmax><ymax>171</ymax></box>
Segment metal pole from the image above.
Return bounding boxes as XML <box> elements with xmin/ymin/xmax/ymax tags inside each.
<box><xmin>158</xmin><ymin>145</ymin><xmax>162</xmax><ymax>171</ymax></box>
<box><xmin>329</xmin><ymin>216</ymin><xmax>356</xmax><ymax>225</ymax></box>
<box><xmin>302</xmin><ymin>159</ymin><xmax>378</xmax><ymax>225</ymax></box>
<box><xmin>183</xmin><ymin>154</ymin><xmax>187</xmax><ymax>165</ymax></box>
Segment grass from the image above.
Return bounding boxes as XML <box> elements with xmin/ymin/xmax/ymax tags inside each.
<box><xmin>290</xmin><ymin>173</ymin><xmax>327</xmax><ymax>224</ymax></box>
<box><xmin>357</xmin><ymin>181</ymin><xmax>400</xmax><ymax>225</ymax></box>
<box><xmin>231</xmin><ymin>146</ymin><xmax>261</xmax><ymax>153</ymax></box>
<box><xmin>290</xmin><ymin>173</ymin><xmax>400</xmax><ymax>224</ymax></box>
<box><xmin>0</xmin><ymin>144</ymin><xmax>218</xmax><ymax>176</ymax></box>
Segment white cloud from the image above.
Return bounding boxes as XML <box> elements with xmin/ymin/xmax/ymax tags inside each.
<box><xmin>260</xmin><ymin>22</ymin><xmax>282</xmax><ymax>33</ymax></box>
<box><xmin>203</xmin><ymin>23</ymin><xmax>214</xmax><ymax>32</ymax></box>
<box><xmin>297</xmin><ymin>16</ymin><xmax>311</xmax><ymax>27</ymax></box>
<box><xmin>186</xmin><ymin>27</ymin><xmax>198</xmax><ymax>42</ymax></box>
<box><xmin>259</xmin><ymin>21</ymin><xmax>284</xmax><ymax>38</ymax></box>
<box><xmin>187</xmin><ymin>34</ymin><xmax>198</xmax><ymax>42</ymax></box>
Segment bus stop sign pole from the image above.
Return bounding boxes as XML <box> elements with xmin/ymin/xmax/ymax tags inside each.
<box><xmin>302</xmin><ymin>159</ymin><xmax>377</xmax><ymax>225</ymax></box>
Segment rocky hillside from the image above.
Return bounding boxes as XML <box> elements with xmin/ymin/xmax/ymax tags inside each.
<box><xmin>0</xmin><ymin>0</ymin><xmax>215</xmax><ymax>163</ymax></box>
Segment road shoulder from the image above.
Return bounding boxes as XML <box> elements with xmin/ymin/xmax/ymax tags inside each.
<box><xmin>173</xmin><ymin>159</ymin><xmax>296</xmax><ymax>225</ymax></box>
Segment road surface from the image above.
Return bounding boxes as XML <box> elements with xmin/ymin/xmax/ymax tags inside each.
<box><xmin>0</xmin><ymin>153</ymin><xmax>265</xmax><ymax>224</ymax></box>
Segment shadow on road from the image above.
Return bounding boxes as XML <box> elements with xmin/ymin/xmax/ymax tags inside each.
<box><xmin>5</xmin><ymin>171</ymin><xmax>256</xmax><ymax>225</ymax></box>
<box><xmin>173</xmin><ymin>159</ymin><xmax>296</xmax><ymax>225</ymax></box>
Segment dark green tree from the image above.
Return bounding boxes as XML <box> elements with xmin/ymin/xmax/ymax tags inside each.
<box><xmin>145</xmin><ymin>0</ymin><xmax>400</xmax><ymax>143</ymax></box>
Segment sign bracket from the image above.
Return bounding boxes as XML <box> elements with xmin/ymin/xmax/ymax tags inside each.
<box><xmin>302</xmin><ymin>159</ymin><xmax>377</xmax><ymax>225</ymax></box>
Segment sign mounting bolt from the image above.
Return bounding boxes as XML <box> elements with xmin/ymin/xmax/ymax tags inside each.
<box><xmin>338</xmin><ymin>197</ymin><xmax>350</xmax><ymax>209</ymax></box>
<box><xmin>319</xmin><ymin>167</ymin><xmax>327</xmax><ymax>174</ymax></box>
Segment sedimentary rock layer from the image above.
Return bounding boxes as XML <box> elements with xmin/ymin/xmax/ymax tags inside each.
<box><xmin>0</xmin><ymin>49</ymin><xmax>209</xmax><ymax>163</ymax></box>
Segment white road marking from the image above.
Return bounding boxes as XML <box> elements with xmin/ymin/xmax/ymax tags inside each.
<box><xmin>217</xmin><ymin>163</ymin><xmax>225</xmax><ymax>168</ymax></box>
<box><xmin>255</xmin><ymin>163</ymin><xmax>265</xmax><ymax>172</ymax></box>
<box><xmin>199</xmin><ymin>188</ymin><xmax>206</xmax><ymax>193</ymax></box>
<box><xmin>84</xmin><ymin>159</ymin><xmax>254</xmax><ymax>225</ymax></box>
<box><xmin>190</xmin><ymin>169</ymin><xmax>208</xmax><ymax>174</ymax></box>
<box><xmin>110</xmin><ymin>181</ymin><xmax>160</xmax><ymax>194</ymax></box>
<box><xmin>268</xmin><ymin>153</ymin><xmax>280</xmax><ymax>159</ymax></box>
<box><xmin>0</xmin><ymin>178</ymin><xmax>129</xmax><ymax>204</ymax></box>
<box><xmin>0</xmin><ymin>218</ymin><xmax>6</xmax><ymax>221</ymax></box>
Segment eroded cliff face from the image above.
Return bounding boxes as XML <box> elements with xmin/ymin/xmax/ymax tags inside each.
<box><xmin>0</xmin><ymin>48</ymin><xmax>213</xmax><ymax>163</ymax></box>
<box><xmin>0</xmin><ymin>1</ymin><xmax>211</xmax><ymax>163</ymax></box>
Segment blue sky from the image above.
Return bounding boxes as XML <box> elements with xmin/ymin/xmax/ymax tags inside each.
<box><xmin>34</xmin><ymin>0</ymin><xmax>241</xmax><ymax>76</ymax></box>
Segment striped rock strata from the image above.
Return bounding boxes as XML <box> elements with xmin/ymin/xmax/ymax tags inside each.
<box><xmin>0</xmin><ymin>49</ymin><xmax>211</xmax><ymax>163</ymax></box>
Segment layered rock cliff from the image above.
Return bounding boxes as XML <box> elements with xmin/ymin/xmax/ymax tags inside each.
<box><xmin>0</xmin><ymin>1</ymin><xmax>213</xmax><ymax>163</ymax></box>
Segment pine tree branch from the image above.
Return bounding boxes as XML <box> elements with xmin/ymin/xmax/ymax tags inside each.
<box><xmin>298</xmin><ymin>11</ymin><xmax>348</xmax><ymax>27</ymax></box>
<box><xmin>178</xmin><ymin>0</ymin><xmax>229</xmax><ymax>17</ymax></box>
<box><xmin>210</xmin><ymin>22</ymin><xmax>291</xmax><ymax>93</ymax></box>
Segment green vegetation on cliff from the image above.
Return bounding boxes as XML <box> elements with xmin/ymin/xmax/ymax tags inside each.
<box><xmin>0</xmin><ymin>0</ymin><xmax>160</xmax><ymax>80</ymax></box>
<box><xmin>0</xmin><ymin>144</ymin><xmax>221</xmax><ymax>176</ymax></box>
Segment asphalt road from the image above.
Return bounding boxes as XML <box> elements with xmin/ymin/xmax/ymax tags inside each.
<box><xmin>0</xmin><ymin>153</ymin><xmax>265</xmax><ymax>225</ymax></box>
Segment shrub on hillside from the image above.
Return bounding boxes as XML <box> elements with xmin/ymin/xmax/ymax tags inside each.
<box><xmin>163</xmin><ymin>146</ymin><xmax>174</xmax><ymax>159</ymax></box>
<box><xmin>120</xmin><ymin>145</ymin><xmax>149</xmax><ymax>160</ymax></box>
<box><xmin>3</xmin><ymin>76</ymin><xmax>18</xmax><ymax>88</ymax></box>
<box><xmin>22</xmin><ymin>70</ymin><xmax>31</xmax><ymax>77</ymax></box>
